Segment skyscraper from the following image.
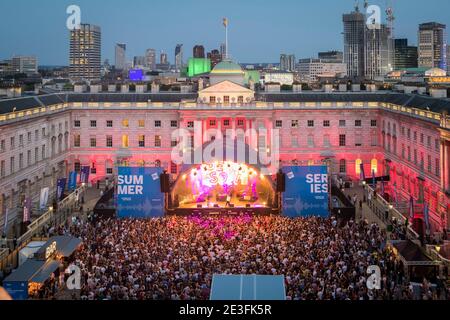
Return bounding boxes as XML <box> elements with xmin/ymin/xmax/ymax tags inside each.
<box><xmin>160</xmin><ymin>51</ymin><xmax>168</xmax><ymax>65</ymax></box>
<box><xmin>318</xmin><ymin>51</ymin><xmax>343</xmax><ymax>62</ymax></box>
<box><xmin>175</xmin><ymin>44</ymin><xmax>184</xmax><ymax>71</ymax></box>
<box><xmin>207</xmin><ymin>49</ymin><xmax>222</xmax><ymax>68</ymax></box>
<box><xmin>418</xmin><ymin>22</ymin><xmax>447</xmax><ymax>70</ymax></box>
<box><xmin>280</xmin><ymin>54</ymin><xmax>296</xmax><ymax>72</ymax></box>
<box><xmin>193</xmin><ymin>45</ymin><xmax>205</xmax><ymax>59</ymax></box>
<box><xmin>69</xmin><ymin>24</ymin><xmax>101</xmax><ymax>80</ymax></box>
<box><xmin>365</xmin><ymin>24</ymin><xmax>394</xmax><ymax>80</ymax></box>
<box><xmin>343</xmin><ymin>9</ymin><xmax>366</xmax><ymax>79</ymax></box>
<box><xmin>145</xmin><ymin>49</ymin><xmax>156</xmax><ymax>71</ymax></box>
<box><xmin>394</xmin><ymin>39</ymin><xmax>418</xmax><ymax>70</ymax></box>
<box><xmin>115</xmin><ymin>43</ymin><xmax>126</xmax><ymax>70</ymax></box>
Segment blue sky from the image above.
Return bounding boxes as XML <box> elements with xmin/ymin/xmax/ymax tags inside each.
<box><xmin>1</xmin><ymin>0</ymin><xmax>449</xmax><ymax>65</ymax></box>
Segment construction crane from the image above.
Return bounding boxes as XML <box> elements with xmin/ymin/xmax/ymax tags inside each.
<box><xmin>386</xmin><ymin>0</ymin><xmax>396</xmax><ymax>71</ymax></box>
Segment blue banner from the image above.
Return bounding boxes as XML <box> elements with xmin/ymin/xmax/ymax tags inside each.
<box><xmin>68</xmin><ymin>171</ymin><xmax>77</xmax><ymax>191</ymax></box>
<box><xmin>117</xmin><ymin>167</ymin><xmax>165</xmax><ymax>218</ymax></box>
<box><xmin>282</xmin><ymin>166</ymin><xmax>329</xmax><ymax>218</ymax></box>
<box><xmin>80</xmin><ymin>166</ymin><xmax>90</xmax><ymax>184</ymax></box>
<box><xmin>57</xmin><ymin>178</ymin><xmax>67</xmax><ymax>201</ymax></box>
<box><xmin>3</xmin><ymin>281</ymin><xmax>28</xmax><ymax>300</ymax></box>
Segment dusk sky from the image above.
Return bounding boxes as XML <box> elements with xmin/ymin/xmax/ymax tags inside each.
<box><xmin>1</xmin><ymin>0</ymin><xmax>450</xmax><ymax>65</ymax></box>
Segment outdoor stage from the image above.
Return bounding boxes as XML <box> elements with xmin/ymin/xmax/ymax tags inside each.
<box><xmin>169</xmin><ymin>161</ymin><xmax>278</xmax><ymax>215</ymax></box>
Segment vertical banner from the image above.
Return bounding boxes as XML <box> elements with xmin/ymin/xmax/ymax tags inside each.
<box><xmin>3</xmin><ymin>208</ymin><xmax>9</xmax><ymax>236</ymax></box>
<box><xmin>39</xmin><ymin>187</ymin><xmax>49</xmax><ymax>210</ymax></box>
<box><xmin>117</xmin><ymin>167</ymin><xmax>165</xmax><ymax>218</ymax></box>
<box><xmin>68</xmin><ymin>171</ymin><xmax>77</xmax><ymax>191</ymax></box>
<box><xmin>80</xmin><ymin>166</ymin><xmax>90</xmax><ymax>184</ymax></box>
<box><xmin>56</xmin><ymin>178</ymin><xmax>67</xmax><ymax>201</ymax></box>
<box><xmin>23</xmin><ymin>197</ymin><xmax>32</xmax><ymax>223</ymax></box>
<box><xmin>360</xmin><ymin>162</ymin><xmax>365</xmax><ymax>181</ymax></box>
<box><xmin>424</xmin><ymin>202</ymin><xmax>430</xmax><ymax>235</ymax></box>
<box><xmin>409</xmin><ymin>195</ymin><xmax>415</xmax><ymax>220</ymax></box>
<box><xmin>282</xmin><ymin>166</ymin><xmax>329</xmax><ymax>218</ymax></box>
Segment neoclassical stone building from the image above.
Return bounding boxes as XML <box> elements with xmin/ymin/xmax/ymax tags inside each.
<box><xmin>0</xmin><ymin>80</ymin><xmax>450</xmax><ymax>238</ymax></box>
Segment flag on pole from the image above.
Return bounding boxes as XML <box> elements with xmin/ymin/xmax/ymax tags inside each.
<box><xmin>223</xmin><ymin>18</ymin><xmax>228</xmax><ymax>28</ymax></box>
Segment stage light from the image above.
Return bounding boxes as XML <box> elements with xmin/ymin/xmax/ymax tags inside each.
<box><xmin>260</xmin><ymin>174</ymin><xmax>265</xmax><ymax>180</ymax></box>
<box><xmin>182</xmin><ymin>174</ymin><xmax>187</xmax><ymax>180</ymax></box>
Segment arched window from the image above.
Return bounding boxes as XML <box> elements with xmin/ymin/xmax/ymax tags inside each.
<box><xmin>371</xmin><ymin>159</ymin><xmax>378</xmax><ymax>174</ymax></box>
<box><xmin>355</xmin><ymin>159</ymin><xmax>362</xmax><ymax>175</ymax></box>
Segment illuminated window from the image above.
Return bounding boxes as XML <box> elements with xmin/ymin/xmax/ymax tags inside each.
<box><xmin>371</xmin><ymin>159</ymin><xmax>378</xmax><ymax>174</ymax></box>
<box><xmin>74</xmin><ymin>134</ymin><xmax>81</xmax><ymax>147</ymax></box>
<box><xmin>308</xmin><ymin>160</ymin><xmax>314</xmax><ymax>166</ymax></box>
<box><xmin>210</xmin><ymin>96</ymin><xmax>216</xmax><ymax>104</ymax></box>
<box><xmin>355</xmin><ymin>159</ymin><xmax>362</xmax><ymax>175</ymax></box>
<box><xmin>122</xmin><ymin>135</ymin><xmax>129</xmax><ymax>148</ymax></box>
<box><xmin>138</xmin><ymin>120</ymin><xmax>145</xmax><ymax>128</ymax></box>
<box><xmin>122</xmin><ymin>119</ymin><xmax>129</xmax><ymax>128</ymax></box>
<box><xmin>155</xmin><ymin>135</ymin><xmax>162</xmax><ymax>147</ymax></box>
<box><xmin>339</xmin><ymin>159</ymin><xmax>346</xmax><ymax>173</ymax></box>
<box><xmin>139</xmin><ymin>135</ymin><xmax>145</xmax><ymax>147</ymax></box>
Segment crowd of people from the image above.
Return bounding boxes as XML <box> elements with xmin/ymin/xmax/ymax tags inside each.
<box><xmin>55</xmin><ymin>214</ymin><xmax>448</xmax><ymax>300</ymax></box>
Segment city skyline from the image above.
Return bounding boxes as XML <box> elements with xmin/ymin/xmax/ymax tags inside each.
<box><xmin>1</xmin><ymin>0</ymin><xmax>450</xmax><ymax>66</ymax></box>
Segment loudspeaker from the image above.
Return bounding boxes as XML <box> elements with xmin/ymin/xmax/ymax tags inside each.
<box><xmin>160</xmin><ymin>172</ymin><xmax>170</xmax><ymax>193</ymax></box>
<box><xmin>276</xmin><ymin>171</ymin><xmax>286</xmax><ymax>192</ymax></box>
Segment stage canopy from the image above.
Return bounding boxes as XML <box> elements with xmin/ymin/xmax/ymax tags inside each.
<box><xmin>210</xmin><ymin>275</ymin><xmax>286</xmax><ymax>300</ymax></box>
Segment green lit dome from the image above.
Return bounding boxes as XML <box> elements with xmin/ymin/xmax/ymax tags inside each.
<box><xmin>211</xmin><ymin>60</ymin><xmax>244</xmax><ymax>74</ymax></box>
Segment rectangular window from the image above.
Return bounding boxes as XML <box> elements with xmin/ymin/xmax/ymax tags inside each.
<box><xmin>355</xmin><ymin>120</ymin><xmax>362</xmax><ymax>127</ymax></box>
<box><xmin>139</xmin><ymin>135</ymin><xmax>146</xmax><ymax>147</ymax></box>
<box><xmin>339</xmin><ymin>120</ymin><xmax>346</xmax><ymax>127</ymax></box>
<box><xmin>428</xmin><ymin>155</ymin><xmax>432</xmax><ymax>173</ymax></box>
<box><xmin>275</xmin><ymin>120</ymin><xmax>283</xmax><ymax>128</ymax></box>
<box><xmin>420</xmin><ymin>134</ymin><xmax>424</xmax><ymax>144</ymax></box>
<box><xmin>74</xmin><ymin>135</ymin><xmax>81</xmax><ymax>147</ymax></box>
<box><xmin>27</xmin><ymin>150</ymin><xmax>31</xmax><ymax>166</ymax></box>
<box><xmin>74</xmin><ymin>120</ymin><xmax>81</xmax><ymax>127</ymax></box>
<box><xmin>355</xmin><ymin>134</ymin><xmax>362</xmax><ymax>147</ymax></box>
<box><xmin>371</xmin><ymin>120</ymin><xmax>377</xmax><ymax>127</ymax></box>
<box><xmin>427</xmin><ymin>136</ymin><xmax>431</xmax><ymax>148</ymax></box>
<box><xmin>27</xmin><ymin>132</ymin><xmax>32</xmax><ymax>143</ymax></box>
<box><xmin>35</xmin><ymin>130</ymin><xmax>39</xmax><ymax>141</ymax></box>
<box><xmin>237</xmin><ymin>120</ymin><xmax>244</xmax><ymax>127</ymax></box>
<box><xmin>171</xmin><ymin>138</ymin><xmax>178</xmax><ymax>147</ymax></box>
<box><xmin>19</xmin><ymin>135</ymin><xmax>23</xmax><ymax>147</ymax></box>
<box><xmin>209</xmin><ymin>120</ymin><xmax>216</xmax><ymax>127</ymax></box>
<box><xmin>155</xmin><ymin>120</ymin><xmax>162</xmax><ymax>128</ymax></box>
<box><xmin>339</xmin><ymin>159</ymin><xmax>346</xmax><ymax>173</ymax></box>
<box><xmin>90</xmin><ymin>120</ymin><xmax>97</xmax><ymax>128</ymax></box>
<box><xmin>122</xmin><ymin>119</ymin><xmax>129</xmax><ymax>128</ymax></box>
<box><xmin>19</xmin><ymin>153</ymin><xmax>23</xmax><ymax>170</ymax></box>
<box><xmin>210</xmin><ymin>96</ymin><xmax>216</xmax><ymax>104</ymax></box>
<box><xmin>90</xmin><ymin>137</ymin><xmax>97</xmax><ymax>147</ymax></box>
<box><xmin>106</xmin><ymin>120</ymin><xmax>113</xmax><ymax>128</ymax></box>
<box><xmin>307</xmin><ymin>120</ymin><xmax>314</xmax><ymax>127</ymax></box>
<box><xmin>291</xmin><ymin>136</ymin><xmax>298</xmax><ymax>148</ymax></box>
<box><xmin>0</xmin><ymin>160</ymin><xmax>5</xmax><ymax>178</ymax></box>
<box><xmin>10</xmin><ymin>137</ymin><xmax>15</xmax><ymax>149</ymax></box>
<box><xmin>436</xmin><ymin>158</ymin><xmax>440</xmax><ymax>176</ymax></box>
<box><xmin>138</xmin><ymin>120</ymin><xmax>146</xmax><ymax>128</ymax></box>
<box><xmin>107</xmin><ymin>168</ymin><xmax>113</xmax><ymax>175</ymax></box>
<box><xmin>0</xmin><ymin>140</ymin><xmax>5</xmax><ymax>153</ymax></box>
<box><xmin>223</xmin><ymin>119</ymin><xmax>230</xmax><ymax>127</ymax></box>
<box><xmin>323</xmin><ymin>120</ymin><xmax>330</xmax><ymax>127</ymax></box>
<box><xmin>187</xmin><ymin>121</ymin><xmax>194</xmax><ymax>128</ymax></box>
<box><xmin>435</xmin><ymin>139</ymin><xmax>440</xmax><ymax>151</ymax></box>
<box><xmin>371</xmin><ymin>135</ymin><xmax>378</xmax><ymax>147</ymax></box>
<box><xmin>291</xmin><ymin>120</ymin><xmax>299</xmax><ymax>128</ymax></box>
<box><xmin>106</xmin><ymin>136</ymin><xmax>113</xmax><ymax>148</ymax></box>
<box><xmin>238</xmin><ymin>96</ymin><xmax>244</xmax><ymax>104</ymax></box>
<box><xmin>307</xmin><ymin>135</ymin><xmax>314</xmax><ymax>148</ymax></box>
<box><xmin>122</xmin><ymin>135</ymin><xmax>129</xmax><ymax>148</ymax></box>
<box><xmin>323</xmin><ymin>135</ymin><xmax>330</xmax><ymax>147</ymax></box>
<box><xmin>155</xmin><ymin>135</ymin><xmax>162</xmax><ymax>147</ymax></box>
<box><xmin>171</xmin><ymin>120</ymin><xmax>178</xmax><ymax>128</ymax></box>
<box><xmin>339</xmin><ymin>134</ymin><xmax>346</xmax><ymax>147</ymax></box>
<box><xmin>10</xmin><ymin>157</ymin><xmax>15</xmax><ymax>174</ymax></box>
<box><xmin>35</xmin><ymin>147</ymin><xmax>39</xmax><ymax>162</ymax></box>
<box><xmin>223</xmin><ymin>96</ymin><xmax>230</xmax><ymax>104</ymax></box>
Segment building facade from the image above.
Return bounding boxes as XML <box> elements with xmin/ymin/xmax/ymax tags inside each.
<box><xmin>343</xmin><ymin>10</ymin><xmax>366</xmax><ymax>79</ymax></box>
<box><xmin>394</xmin><ymin>39</ymin><xmax>418</xmax><ymax>70</ymax></box>
<box><xmin>115</xmin><ymin>43</ymin><xmax>126</xmax><ymax>71</ymax></box>
<box><xmin>318</xmin><ymin>51</ymin><xmax>344</xmax><ymax>62</ymax></box>
<box><xmin>175</xmin><ymin>44</ymin><xmax>184</xmax><ymax>71</ymax></box>
<box><xmin>1</xmin><ymin>88</ymin><xmax>449</xmax><ymax>238</ymax></box>
<box><xmin>193</xmin><ymin>45</ymin><xmax>206</xmax><ymax>59</ymax></box>
<box><xmin>418</xmin><ymin>22</ymin><xmax>447</xmax><ymax>70</ymax></box>
<box><xmin>69</xmin><ymin>24</ymin><xmax>102</xmax><ymax>81</ymax></box>
<box><xmin>11</xmin><ymin>56</ymin><xmax>38</xmax><ymax>75</ymax></box>
<box><xmin>145</xmin><ymin>49</ymin><xmax>157</xmax><ymax>71</ymax></box>
<box><xmin>298</xmin><ymin>58</ymin><xmax>347</xmax><ymax>83</ymax></box>
<box><xmin>280</xmin><ymin>54</ymin><xmax>296</xmax><ymax>72</ymax></box>
<box><xmin>365</xmin><ymin>24</ymin><xmax>394</xmax><ymax>80</ymax></box>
